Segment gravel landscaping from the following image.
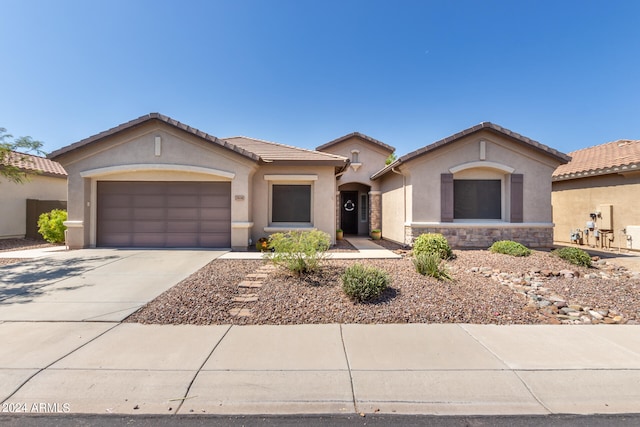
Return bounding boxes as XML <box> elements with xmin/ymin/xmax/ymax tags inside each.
<box><xmin>0</xmin><ymin>238</ymin><xmax>58</xmax><ymax>266</ymax></box>
<box><xmin>127</xmin><ymin>241</ymin><xmax>640</xmax><ymax>326</ymax></box>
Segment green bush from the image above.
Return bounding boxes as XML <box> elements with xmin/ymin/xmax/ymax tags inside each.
<box><xmin>342</xmin><ymin>263</ymin><xmax>391</xmax><ymax>302</ymax></box>
<box><xmin>553</xmin><ymin>247</ymin><xmax>592</xmax><ymax>267</ymax></box>
<box><xmin>266</xmin><ymin>230</ymin><xmax>331</xmax><ymax>275</ymax></box>
<box><xmin>412</xmin><ymin>233</ymin><xmax>452</xmax><ymax>260</ymax></box>
<box><xmin>37</xmin><ymin>209</ymin><xmax>67</xmax><ymax>243</ymax></box>
<box><xmin>413</xmin><ymin>252</ymin><xmax>452</xmax><ymax>281</ymax></box>
<box><xmin>489</xmin><ymin>240</ymin><xmax>531</xmax><ymax>257</ymax></box>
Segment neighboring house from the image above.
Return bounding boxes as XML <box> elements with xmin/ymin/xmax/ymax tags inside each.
<box><xmin>0</xmin><ymin>151</ymin><xmax>67</xmax><ymax>239</ymax></box>
<box><xmin>50</xmin><ymin>113</ymin><xmax>568</xmax><ymax>249</ymax></box>
<box><xmin>552</xmin><ymin>139</ymin><xmax>640</xmax><ymax>251</ymax></box>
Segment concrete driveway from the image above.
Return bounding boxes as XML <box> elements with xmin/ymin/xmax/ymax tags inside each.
<box><xmin>0</xmin><ymin>249</ymin><xmax>225</xmax><ymax>321</ymax></box>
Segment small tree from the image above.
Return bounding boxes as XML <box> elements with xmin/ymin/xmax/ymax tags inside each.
<box><xmin>0</xmin><ymin>127</ymin><xmax>45</xmax><ymax>183</ymax></box>
<box><xmin>385</xmin><ymin>152</ymin><xmax>397</xmax><ymax>165</ymax></box>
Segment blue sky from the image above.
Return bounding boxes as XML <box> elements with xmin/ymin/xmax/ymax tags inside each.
<box><xmin>1</xmin><ymin>0</ymin><xmax>639</xmax><ymax>157</ymax></box>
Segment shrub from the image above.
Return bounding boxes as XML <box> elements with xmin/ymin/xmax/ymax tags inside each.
<box><xmin>553</xmin><ymin>247</ymin><xmax>592</xmax><ymax>267</ymax></box>
<box><xmin>266</xmin><ymin>230</ymin><xmax>331</xmax><ymax>275</ymax></box>
<box><xmin>37</xmin><ymin>209</ymin><xmax>67</xmax><ymax>243</ymax></box>
<box><xmin>342</xmin><ymin>263</ymin><xmax>390</xmax><ymax>302</ymax></box>
<box><xmin>413</xmin><ymin>252</ymin><xmax>452</xmax><ymax>281</ymax></box>
<box><xmin>412</xmin><ymin>233</ymin><xmax>452</xmax><ymax>260</ymax></box>
<box><xmin>489</xmin><ymin>240</ymin><xmax>531</xmax><ymax>257</ymax></box>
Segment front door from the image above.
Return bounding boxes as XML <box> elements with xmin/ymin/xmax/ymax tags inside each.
<box><xmin>340</xmin><ymin>191</ymin><xmax>359</xmax><ymax>234</ymax></box>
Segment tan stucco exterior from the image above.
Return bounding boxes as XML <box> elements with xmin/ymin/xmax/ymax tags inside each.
<box><xmin>552</xmin><ymin>171</ymin><xmax>640</xmax><ymax>250</ymax></box>
<box><xmin>51</xmin><ymin>116</ymin><xmax>566</xmax><ymax>250</ymax></box>
<box><xmin>250</xmin><ymin>165</ymin><xmax>338</xmax><ymax>244</ymax></box>
<box><xmin>318</xmin><ymin>135</ymin><xmax>392</xmax><ymax>235</ymax></box>
<box><xmin>53</xmin><ymin>119</ymin><xmax>341</xmax><ymax>249</ymax></box>
<box><xmin>378</xmin><ymin>129</ymin><xmax>564</xmax><ymax>247</ymax></box>
<box><xmin>55</xmin><ymin>121</ymin><xmax>259</xmax><ymax>249</ymax></box>
<box><xmin>0</xmin><ymin>174</ymin><xmax>67</xmax><ymax>239</ymax></box>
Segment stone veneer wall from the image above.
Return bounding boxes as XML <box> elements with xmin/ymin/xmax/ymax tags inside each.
<box><xmin>369</xmin><ymin>192</ymin><xmax>381</xmax><ymax>232</ymax></box>
<box><xmin>405</xmin><ymin>226</ymin><xmax>554</xmax><ymax>249</ymax></box>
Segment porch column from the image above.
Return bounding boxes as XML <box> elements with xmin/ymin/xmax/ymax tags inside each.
<box><xmin>369</xmin><ymin>190</ymin><xmax>382</xmax><ymax>232</ymax></box>
<box><xmin>335</xmin><ymin>191</ymin><xmax>341</xmax><ymax>229</ymax></box>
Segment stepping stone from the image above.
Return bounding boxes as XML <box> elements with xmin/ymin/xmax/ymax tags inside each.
<box><xmin>246</xmin><ymin>273</ymin><xmax>268</xmax><ymax>279</ymax></box>
<box><xmin>229</xmin><ymin>308</ymin><xmax>252</xmax><ymax>317</ymax></box>
<box><xmin>238</xmin><ymin>281</ymin><xmax>263</xmax><ymax>288</ymax></box>
<box><xmin>233</xmin><ymin>295</ymin><xmax>258</xmax><ymax>303</ymax></box>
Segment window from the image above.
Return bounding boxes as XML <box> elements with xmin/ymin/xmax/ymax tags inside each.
<box><xmin>360</xmin><ymin>194</ymin><xmax>368</xmax><ymax>222</ymax></box>
<box><xmin>454</xmin><ymin>179</ymin><xmax>501</xmax><ymax>219</ymax></box>
<box><xmin>271</xmin><ymin>184</ymin><xmax>312</xmax><ymax>223</ymax></box>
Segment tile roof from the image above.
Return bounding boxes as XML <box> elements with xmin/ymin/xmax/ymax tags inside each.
<box><xmin>371</xmin><ymin>122</ymin><xmax>570</xmax><ymax>180</ymax></box>
<box><xmin>553</xmin><ymin>139</ymin><xmax>640</xmax><ymax>181</ymax></box>
<box><xmin>222</xmin><ymin>136</ymin><xmax>348</xmax><ymax>165</ymax></box>
<box><xmin>2</xmin><ymin>151</ymin><xmax>67</xmax><ymax>177</ymax></box>
<box><xmin>316</xmin><ymin>132</ymin><xmax>395</xmax><ymax>153</ymax></box>
<box><xmin>49</xmin><ymin>113</ymin><xmax>260</xmax><ymax>162</ymax></box>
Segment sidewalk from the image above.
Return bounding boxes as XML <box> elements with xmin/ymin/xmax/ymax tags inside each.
<box><xmin>1</xmin><ymin>322</ymin><xmax>639</xmax><ymax>416</ymax></box>
<box><xmin>220</xmin><ymin>237</ymin><xmax>401</xmax><ymax>260</ymax></box>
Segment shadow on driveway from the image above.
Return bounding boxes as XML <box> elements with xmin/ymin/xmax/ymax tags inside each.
<box><xmin>0</xmin><ymin>255</ymin><xmax>119</xmax><ymax>302</ymax></box>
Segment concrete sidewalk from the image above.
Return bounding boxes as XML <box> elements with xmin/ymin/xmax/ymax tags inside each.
<box><xmin>1</xmin><ymin>322</ymin><xmax>639</xmax><ymax>416</ymax></box>
<box><xmin>220</xmin><ymin>237</ymin><xmax>401</xmax><ymax>260</ymax></box>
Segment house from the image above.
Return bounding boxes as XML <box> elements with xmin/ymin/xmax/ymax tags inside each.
<box><xmin>552</xmin><ymin>139</ymin><xmax>640</xmax><ymax>251</ymax></box>
<box><xmin>50</xmin><ymin>113</ymin><xmax>569</xmax><ymax>250</ymax></box>
<box><xmin>0</xmin><ymin>151</ymin><xmax>67</xmax><ymax>239</ymax></box>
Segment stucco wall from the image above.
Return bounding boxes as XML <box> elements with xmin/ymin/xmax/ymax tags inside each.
<box><xmin>379</xmin><ymin>171</ymin><xmax>405</xmax><ymax>244</ymax></box>
<box><xmin>404</xmin><ymin>130</ymin><xmax>559</xmax><ymax>225</ymax></box>
<box><xmin>319</xmin><ymin>136</ymin><xmax>390</xmax><ymax>191</ymax></box>
<box><xmin>0</xmin><ymin>175</ymin><xmax>67</xmax><ymax>239</ymax></box>
<box><xmin>54</xmin><ymin>121</ymin><xmax>257</xmax><ymax>248</ymax></box>
<box><xmin>251</xmin><ymin>165</ymin><xmax>337</xmax><ymax>244</ymax></box>
<box><xmin>552</xmin><ymin>172</ymin><xmax>640</xmax><ymax>248</ymax></box>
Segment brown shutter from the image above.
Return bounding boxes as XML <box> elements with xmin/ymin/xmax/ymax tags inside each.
<box><xmin>510</xmin><ymin>174</ymin><xmax>523</xmax><ymax>223</ymax></box>
<box><xmin>441</xmin><ymin>173</ymin><xmax>454</xmax><ymax>222</ymax></box>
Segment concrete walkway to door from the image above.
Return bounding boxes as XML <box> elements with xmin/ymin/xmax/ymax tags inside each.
<box><xmin>0</xmin><ymin>249</ymin><xmax>225</xmax><ymax>322</ymax></box>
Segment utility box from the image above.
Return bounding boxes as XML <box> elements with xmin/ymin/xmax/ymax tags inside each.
<box><xmin>598</xmin><ymin>204</ymin><xmax>613</xmax><ymax>230</ymax></box>
<box><xmin>627</xmin><ymin>226</ymin><xmax>640</xmax><ymax>250</ymax></box>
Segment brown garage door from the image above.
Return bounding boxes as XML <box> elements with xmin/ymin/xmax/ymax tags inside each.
<box><xmin>97</xmin><ymin>181</ymin><xmax>231</xmax><ymax>248</ymax></box>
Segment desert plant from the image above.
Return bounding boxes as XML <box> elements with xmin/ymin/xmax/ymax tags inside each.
<box><xmin>413</xmin><ymin>252</ymin><xmax>452</xmax><ymax>281</ymax></box>
<box><xmin>37</xmin><ymin>209</ymin><xmax>67</xmax><ymax>243</ymax></box>
<box><xmin>342</xmin><ymin>263</ymin><xmax>390</xmax><ymax>302</ymax></box>
<box><xmin>412</xmin><ymin>233</ymin><xmax>452</xmax><ymax>260</ymax></box>
<box><xmin>266</xmin><ymin>230</ymin><xmax>331</xmax><ymax>275</ymax></box>
<box><xmin>553</xmin><ymin>247</ymin><xmax>592</xmax><ymax>267</ymax></box>
<box><xmin>489</xmin><ymin>240</ymin><xmax>531</xmax><ymax>257</ymax></box>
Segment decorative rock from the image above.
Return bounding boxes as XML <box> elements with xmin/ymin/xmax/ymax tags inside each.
<box><xmin>229</xmin><ymin>308</ymin><xmax>252</xmax><ymax>317</ymax></box>
<box><xmin>233</xmin><ymin>295</ymin><xmax>258</xmax><ymax>303</ymax></box>
<box><xmin>238</xmin><ymin>281</ymin><xmax>263</xmax><ymax>288</ymax></box>
<box><xmin>588</xmin><ymin>310</ymin><xmax>604</xmax><ymax>320</ymax></box>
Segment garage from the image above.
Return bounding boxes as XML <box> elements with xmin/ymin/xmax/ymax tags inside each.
<box><xmin>97</xmin><ymin>181</ymin><xmax>231</xmax><ymax>248</ymax></box>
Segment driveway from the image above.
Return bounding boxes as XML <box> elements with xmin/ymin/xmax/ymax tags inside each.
<box><xmin>0</xmin><ymin>249</ymin><xmax>225</xmax><ymax>321</ymax></box>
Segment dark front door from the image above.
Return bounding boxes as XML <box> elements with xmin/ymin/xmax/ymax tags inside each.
<box><xmin>340</xmin><ymin>191</ymin><xmax>359</xmax><ymax>234</ymax></box>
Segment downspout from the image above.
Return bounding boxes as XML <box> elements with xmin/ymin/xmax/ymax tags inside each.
<box><xmin>391</xmin><ymin>166</ymin><xmax>407</xmax><ymax>240</ymax></box>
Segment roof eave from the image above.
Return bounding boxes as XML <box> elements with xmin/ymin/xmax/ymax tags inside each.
<box><xmin>49</xmin><ymin>113</ymin><xmax>260</xmax><ymax>163</ymax></box>
<box><xmin>316</xmin><ymin>132</ymin><xmax>395</xmax><ymax>153</ymax></box>
<box><xmin>553</xmin><ymin>162</ymin><xmax>640</xmax><ymax>181</ymax></box>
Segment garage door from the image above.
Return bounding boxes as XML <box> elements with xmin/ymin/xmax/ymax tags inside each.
<box><xmin>97</xmin><ymin>181</ymin><xmax>231</xmax><ymax>248</ymax></box>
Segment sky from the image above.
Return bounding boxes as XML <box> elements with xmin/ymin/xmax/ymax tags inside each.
<box><xmin>1</xmin><ymin>0</ymin><xmax>639</xmax><ymax>157</ymax></box>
